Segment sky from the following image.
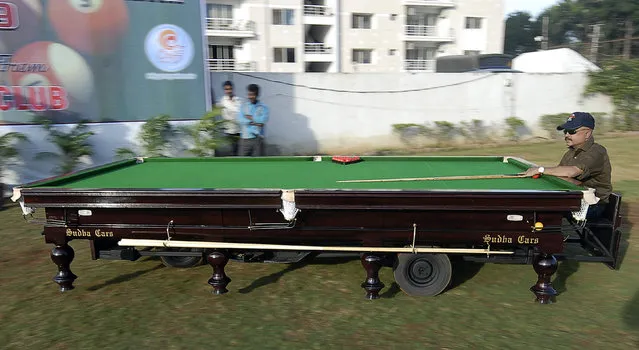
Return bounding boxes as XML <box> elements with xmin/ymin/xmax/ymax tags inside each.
<box><xmin>504</xmin><ymin>0</ymin><xmax>561</xmax><ymax>18</ymax></box>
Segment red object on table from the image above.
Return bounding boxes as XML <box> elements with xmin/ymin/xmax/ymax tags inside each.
<box><xmin>331</xmin><ymin>156</ymin><xmax>362</xmax><ymax>164</ymax></box>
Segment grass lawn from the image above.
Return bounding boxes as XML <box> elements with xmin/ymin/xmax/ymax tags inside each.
<box><xmin>1</xmin><ymin>134</ymin><xmax>638</xmax><ymax>349</ymax></box>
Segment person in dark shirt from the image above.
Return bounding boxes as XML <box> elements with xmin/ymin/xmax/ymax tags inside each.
<box><xmin>523</xmin><ymin>112</ymin><xmax>612</xmax><ymax>219</ymax></box>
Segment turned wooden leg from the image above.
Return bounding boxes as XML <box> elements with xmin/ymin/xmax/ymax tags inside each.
<box><xmin>361</xmin><ymin>253</ymin><xmax>385</xmax><ymax>300</ymax></box>
<box><xmin>530</xmin><ymin>253</ymin><xmax>558</xmax><ymax>304</ymax></box>
<box><xmin>207</xmin><ymin>250</ymin><xmax>231</xmax><ymax>295</ymax></box>
<box><xmin>51</xmin><ymin>244</ymin><xmax>77</xmax><ymax>292</ymax></box>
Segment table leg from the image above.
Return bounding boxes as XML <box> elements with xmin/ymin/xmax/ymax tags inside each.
<box><xmin>530</xmin><ymin>253</ymin><xmax>558</xmax><ymax>304</ymax></box>
<box><xmin>207</xmin><ymin>250</ymin><xmax>231</xmax><ymax>294</ymax></box>
<box><xmin>51</xmin><ymin>243</ymin><xmax>77</xmax><ymax>292</ymax></box>
<box><xmin>361</xmin><ymin>253</ymin><xmax>385</xmax><ymax>300</ymax></box>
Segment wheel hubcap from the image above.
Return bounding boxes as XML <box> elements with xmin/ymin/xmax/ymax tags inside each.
<box><xmin>409</xmin><ymin>259</ymin><xmax>434</xmax><ymax>285</ymax></box>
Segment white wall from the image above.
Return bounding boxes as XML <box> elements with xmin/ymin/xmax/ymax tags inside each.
<box><xmin>1</xmin><ymin>71</ymin><xmax>613</xmax><ymax>192</ymax></box>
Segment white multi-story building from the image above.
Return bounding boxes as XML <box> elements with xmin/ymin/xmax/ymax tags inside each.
<box><xmin>204</xmin><ymin>0</ymin><xmax>505</xmax><ymax>73</ymax></box>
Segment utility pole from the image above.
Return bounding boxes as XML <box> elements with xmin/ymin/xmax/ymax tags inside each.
<box><xmin>623</xmin><ymin>19</ymin><xmax>633</xmax><ymax>60</ymax></box>
<box><xmin>590</xmin><ymin>24</ymin><xmax>602</xmax><ymax>63</ymax></box>
<box><xmin>542</xmin><ymin>16</ymin><xmax>549</xmax><ymax>50</ymax></box>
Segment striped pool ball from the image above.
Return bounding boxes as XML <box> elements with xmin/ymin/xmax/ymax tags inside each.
<box><xmin>48</xmin><ymin>0</ymin><xmax>130</xmax><ymax>56</ymax></box>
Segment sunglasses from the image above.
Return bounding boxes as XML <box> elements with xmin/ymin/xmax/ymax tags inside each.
<box><xmin>563</xmin><ymin>128</ymin><xmax>583</xmax><ymax>135</ymax></box>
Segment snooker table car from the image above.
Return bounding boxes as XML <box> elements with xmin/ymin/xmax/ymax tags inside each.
<box><xmin>11</xmin><ymin>156</ymin><xmax>622</xmax><ymax>303</ymax></box>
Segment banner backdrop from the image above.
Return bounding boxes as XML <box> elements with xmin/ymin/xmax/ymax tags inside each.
<box><xmin>0</xmin><ymin>0</ymin><xmax>208</xmax><ymax>125</ymax></box>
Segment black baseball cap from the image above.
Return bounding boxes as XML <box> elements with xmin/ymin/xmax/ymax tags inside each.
<box><xmin>557</xmin><ymin>112</ymin><xmax>595</xmax><ymax>131</ymax></box>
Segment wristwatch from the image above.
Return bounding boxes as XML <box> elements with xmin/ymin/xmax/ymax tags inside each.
<box><xmin>538</xmin><ymin>166</ymin><xmax>545</xmax><ymax>174</ymax></box>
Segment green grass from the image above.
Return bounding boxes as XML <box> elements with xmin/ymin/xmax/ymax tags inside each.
<box><xmin>1</xmin><ymin>134</ymin><xmax>638</xmax><ymax>349</ymax></box>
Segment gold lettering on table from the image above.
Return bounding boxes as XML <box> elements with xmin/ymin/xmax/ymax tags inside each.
<box><xmin>517</xmin><ymin>235</ymin><xmax>539</xmax><ymax>245</ymax></box>
<box><xmin>66</xmin><ymin>228</ymin><xmax>91</xmax><ymax>237</ymax></box>
<box><xmin>94</xmin><ymin>229</ymin><xmax>114</xmax><ymax>238</ymax></box>
<box><xmin>483</xmin><ymin>234</ymin><xmax>513</xmax><ymax>244</ymax></box>
<box><xmin>65</xmin><ymin>229</ymin><xmax>114</xmax><ymax>238</ymax></box>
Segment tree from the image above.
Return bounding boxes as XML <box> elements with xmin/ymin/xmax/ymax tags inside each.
<box><xmin>504</xmin><ymin>12</ymin><xmax>540</xmax><ymax>55</ymax></box>
<box><xmin>584</xmin><ymin>58</ymin><xmax>639</xmax><ymax>130</ymax></box>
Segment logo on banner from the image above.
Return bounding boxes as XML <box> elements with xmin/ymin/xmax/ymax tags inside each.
<box><xmin>144</xmin><ymin>24</ymin><xmax>194</xmax><ymax>73</ymax></box>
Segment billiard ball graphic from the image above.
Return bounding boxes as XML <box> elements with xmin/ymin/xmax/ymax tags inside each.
<box><xmin>48</xmin><ymin>0</ymin><xmax>130</xmax><ymax>56</ymax></box>
<box><xmin>0</xmin><ymin>0</ymin><xmax>43</xmax><ymax>54</ymax></box>
<box><xmin>9</xmin><ymin>41</ymin><xmax>95</xmax><ymax>112</ymax></box>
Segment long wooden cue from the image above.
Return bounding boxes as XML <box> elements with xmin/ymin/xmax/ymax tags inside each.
<box><xmin>337</xmin><ymin>173</ymin><xmax>531</xmax><ymax>183</ymax></box>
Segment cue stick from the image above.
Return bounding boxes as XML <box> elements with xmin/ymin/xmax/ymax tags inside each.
<box><xmin>118</xmin><ymin>239</ymin><xmax>515</xmax><ymax>255</ymax></box>
<box><xmin>337</xmin><ymin>173</ymin><xmax>531</xmax><ymax>183</ymax></box>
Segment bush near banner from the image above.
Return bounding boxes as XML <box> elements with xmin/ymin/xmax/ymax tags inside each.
<box><xmin>116</xmin><ymin>108</ymin><xmax>226</xmax><ymax>159</ymax></box>
<box><xmin>0</xmin><ymin>130</ymin><xmax>28</xmax><ymax>207</ymax></box>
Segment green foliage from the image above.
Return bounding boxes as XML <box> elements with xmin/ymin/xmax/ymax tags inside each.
<box><xmin>459</xmin><ymin>119</ymin><xmax>489</xmax><ymax>144</ymax></box>
<box><xmin>433</xmin><ymin>121</ymin><xmax>458</xmax><ymax>146</ymax></box>
<box><xmin>35</xmin><ymin>119</ymin><xmax>95</xmax><ymax>175</ymax></box>
<box><xmin>539</xmin><ymin>113</ymin><xmax>569</xmax><ymax>139</ymax></box>
<box><xmin>180</xmin><ymin>110</ymin><xmax>229</xmax><ymax>157</ymax></box>
<box><xmin>504</xmin><ymin>117</ymin><xmax>526</xmax><ymax>141</ymax></box>
<box><xmin>505</xmin><ymin>1</ymin><xmax>639</xmax><ymax>54</ymax></box>
<box><xmin>115</xmin><ymin>115</ymin><xmax>175</xmax><ymax>159</ymax></box>
<box><xmin>0</xmin><ymin>131</ymin><xmax>28</xmax><ymax>176</ymax></box>
<box><xmin>391</xmin><ymin>123</ymin><xmax>432</xmax><ymax>147</ymax></box>
<box><xmin>585</xmin><ymin>59</ymin><xmax>639</xmax><ymax>130</ymax></box>
<box><xmin>503</xmin><ymin>12</ymin><xmax>539</xmax><ymax>56</ymax></box>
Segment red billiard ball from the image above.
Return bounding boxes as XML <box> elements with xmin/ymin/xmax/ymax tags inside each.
<box><xmin>48</xmin><ymin>0</ymin><xmax>130</xmax><ymax>56</ymax></box>
<box><xmin>0</xmin><ymin>0</ymin><xmax>43</xmax><ymax>54</ymax></box>
<box><xmin>9</xmin><ymin>41</ymin><xmax>95</xmax><ymax>110</ymax></box>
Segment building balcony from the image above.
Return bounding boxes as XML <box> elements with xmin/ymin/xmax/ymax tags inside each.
<box><xmin>208</xmin><ymin>59</ymin><xmax>256</xmax><ymax>72</ymax></box>
<box><xmin>304</xmin><ymin>43</ymin><xmax>333</xmax><ymax>54</ymax></box>
<box><xmin>304</xmin><ymin>43</ymin><xmax>334</xmax><ymax>62</ymax></box>
<box><xmin>404</xmin><ymin>59</ymin><xmax>435</xmax><ymax>72</ymax></box>
<box><xmin>403</xmin><ymin>25</ymin><xmax>454</xmax><ymax>42</ymax></box>
<box><xmin>205</xmin><ymin>18</ymin><xmax>256</xmax><ymax>38</ymax></box>
<box><xmin>304</xmin><ymin>5</ymin><xmax>332</xmax><ymax>16</ymax></box>
<box><xmin>303</xmin><ymin>5</ymin><xmax>334</xmax><ymax>25</ymax></box>
<box><xmin>403</xmin><ymin>0</ymin><xmax>455</xmax><ymax>7</ymax></box>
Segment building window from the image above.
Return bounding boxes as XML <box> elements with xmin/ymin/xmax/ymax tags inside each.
<box><xmin>388</xmin><ymin>49</ymin><xmax>397</xmax><ymax>56</ymax></box>
<box><xmin>352</xmin><ymin>13</ymin><xmax>372</xmax><ymax>29</ymax></box>
<box><xmin>273</xmin><ymin>9</ymin><xmax>294</xmax><ymax>25</ymax></box>
<box><xmin>209</xmin><ymin>45</ymin><xmax>234</xmax><ymax>59</ymax></box>
<box><xmin>274</xmin><ymin>47</ymin><xmax>296</xmax><ymax>63</ymax></box>
<box><xmin>206</xmin><ymin>4</ymin><xmax>232</xmax><ymax>19</ymax></box>
<box><xmin>353</xmin><ymin>49</ymin><xmax>372</xmax><ymax>64</ymax></box>
<box><xmin>464</xmin><ymin>50</ymin><xmax>481</xmax><ymax>56</ymax></box>
<box><xmin>465</xmin><ymin>17</ymin><xmax>482</xmax><ymax>29</ymax></box>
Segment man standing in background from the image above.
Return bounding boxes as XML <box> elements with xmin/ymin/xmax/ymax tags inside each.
<box><xmin>238</xmin><ymin>84</ymin><xmax>269</xmax><ymax>156</ymax></box>
<box><xmin>218</xmin><ymin>81</ymin><xmax>241</xmax><ymax>156</ymax></box>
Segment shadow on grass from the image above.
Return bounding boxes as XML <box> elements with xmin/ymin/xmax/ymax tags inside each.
<box><xmin>447</xmin><ymin>259</ymin><xmax>484</xmax><ymax>292</ymax></box>
<box><xmin>552</xmin><ymin>260</ymin><xmax>581</xmax><ymax>294</ymax></box>
<box><xmin>238</xmin><ymin>255</ymin><xmax>357</xmax><ymax>294</ymax></box>
<box><xmin>614</xmin><ymin>201</ymin><xmax>635</xmax><ymax>270</ymax></box>
<box><xmin>86</xmin><ymin>264</ymin><xmax>165</xmax><ymax>291</ymax></box>
<box><xmin>622</xmin><ymin>289</ymin><xmax>639</xmax><ymax>331</ymax></box>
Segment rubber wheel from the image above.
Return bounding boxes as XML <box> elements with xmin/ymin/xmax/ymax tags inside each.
<box><xmin>393</xmin><ymin>253</ymin><xmax>452</xmax><ymax>297</ymax></box>
<box><xmin>160</xmin><ymin>248</ymin><xmax>203</xmax><ymax>268</ymax></box>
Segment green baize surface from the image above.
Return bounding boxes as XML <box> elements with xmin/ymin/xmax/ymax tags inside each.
<box><xmin>30</xmin><ymin>157</ymin><xmax>583</xmax><ymax>191</ymax></box>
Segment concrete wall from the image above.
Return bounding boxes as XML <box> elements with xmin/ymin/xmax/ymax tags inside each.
<box><xmin>2</xmin><ymin>71</ymin><xmax>613</xmax><ymax>192</ymax></box>
<box><xmin>212</xmin><ymin>71</ymin><xmax>613</xmax><ymax>153</ymax></box>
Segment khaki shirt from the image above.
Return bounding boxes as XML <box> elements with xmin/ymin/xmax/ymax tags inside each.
<box><xmin>559</xmin><ymin>137</ymin><xmax>612</xmax><ymax>203</ymax></box>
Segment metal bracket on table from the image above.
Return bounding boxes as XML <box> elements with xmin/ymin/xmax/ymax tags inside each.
<box><xmin>247</xmin><ymin>210</ymin><xmax>297</xmax><ymax>230</ymax></box>
<box><xmin>166</xmin><ymin>220</ymin><xmax>175</xmax><ymax>241</ymax></box>
<box><xmin>411</xmin><ymin>223</ymin><xmax>417</xmax><ymax>254</ymax></box>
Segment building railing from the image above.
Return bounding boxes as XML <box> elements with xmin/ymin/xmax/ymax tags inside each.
<box><xmin>403</xmin><ymin>0</ymin><xmax>456</xmax><ymax>6</ymax></box>
<box><xmin>404</xmin><ymin>59</ymin><xmax>435</xmax><ymax>71</ymax></box>
<box><xmin>304</xmin><ymin>43</ymin><xmax>333</xmax><ymax>54</ymax></box>
<box><xmin>205</xmin><ymin>18</ymin><xmax>256</xmax><ymax>33</ymax></box>
<box><xmin>207</xmin><ymin>59</ymin><xmax>256</xmax><ymax>71</ymax></box>
<box><xmin>404</xmin><ymin>25</ymin><xmax>454</xmax><ymax>39</ymax></box>
<box><xmin>303</xmin><ymin>5</ymin><xmax>332</xmax><ymax>16</ymax></box>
